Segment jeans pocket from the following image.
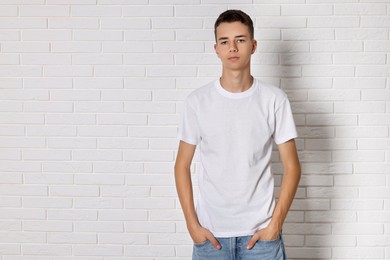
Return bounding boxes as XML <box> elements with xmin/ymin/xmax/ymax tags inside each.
<box><xmin>194</xmin><ymin>240</ymin><xmax>210</xmax><ymax>247</ymax></box>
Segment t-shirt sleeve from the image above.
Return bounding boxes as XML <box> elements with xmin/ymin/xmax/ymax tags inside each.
<box><xmin>273</xmin><ymin>97</ymin><xmax>298</xmax><ymax>145</ymax></box>
<box><xmin>177</xmin><ymin>100</ymin><xmax>201</xmax><ymax>145</ymax></box>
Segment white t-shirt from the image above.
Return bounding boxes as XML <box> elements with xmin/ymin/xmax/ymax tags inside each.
<box><xmin>178</xmin><ymin>78</ymin><xmax>298</xmax><ymax>238</ymax></box>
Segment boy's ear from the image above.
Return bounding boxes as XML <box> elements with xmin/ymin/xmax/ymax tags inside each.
<box><xmin>251</xmin><ymin>40</ymin><xmax>257</xmax><ymax>54</ymax></box>
<box><xmin>214</xmin><ymin>43</ymin><xmax>219</xmax><ymax>56</ymax></box>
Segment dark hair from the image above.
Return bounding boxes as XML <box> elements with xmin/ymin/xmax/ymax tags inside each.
<box><xmin>214</xmin><ymin>9</ymin><xmax>254</xmax><ymax>41</ymax></box>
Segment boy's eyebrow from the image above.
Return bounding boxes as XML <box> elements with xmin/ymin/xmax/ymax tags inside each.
<box><xmin>217</xmin><ymin>35</ymin><xmax>248</xmax><ymax>41</ymax></box>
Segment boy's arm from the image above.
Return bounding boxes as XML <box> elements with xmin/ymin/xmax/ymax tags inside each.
<box><xmin>174</xmin><ymin>140</ymin><xmax>221</xmax><ymax>249</ymax></box>
<box><xmin>247</xmin><ymin>139</ymin><xmax>301</xmax><ymax>249</ymax></box>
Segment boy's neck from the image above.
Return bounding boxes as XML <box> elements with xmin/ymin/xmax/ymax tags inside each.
<box><xmin>219</xmin><ymin>69</ymin><xmax>253</xmax><ymax>93</ymax></box>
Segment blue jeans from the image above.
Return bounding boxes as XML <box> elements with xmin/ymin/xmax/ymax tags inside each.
<box><xmin>192</xmin><ymin>234</ymin><xmax>287</xmax><ymax>260</ymax></box>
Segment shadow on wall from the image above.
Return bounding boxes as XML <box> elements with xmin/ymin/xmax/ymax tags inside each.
<box><xmin>268</xmin><ymin>40</ymin><xmax>335</xmax><ymax>260</ymax></box>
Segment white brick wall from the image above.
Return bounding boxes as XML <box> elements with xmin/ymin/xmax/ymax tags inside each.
<box><xmin>0</xmin><ymin>1</ymin><xmax>388</xmax><ymax>259</ymax></box>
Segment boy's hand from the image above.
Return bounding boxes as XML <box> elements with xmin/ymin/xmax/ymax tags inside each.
<box><xmin>246</xmin><ymin>224</ymin><xmax>280</xmax><ymax>250</ymax></box>
<box><xmin>190</xmin><ymin>225</ymin><xmax>221</xmax><ymax>250</ymax></box>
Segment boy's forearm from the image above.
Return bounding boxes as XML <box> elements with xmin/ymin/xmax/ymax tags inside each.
<box><xmin>174</xmin><ymin>166</ymin><xmax>200</xmax><ymax>230</ymax></box>
<box><xmin>270</xmin><ymin>162</ymin><xmax>301</xmax><ymax>231</ymax></box>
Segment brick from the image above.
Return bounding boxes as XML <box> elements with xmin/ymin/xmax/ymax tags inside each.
<box><xmin>335</xmin><ymin>102</ymin><xmax>385</xmax><ymax>113</ymax></box>
<box><xmin>95</xmin><ymin>66</ymin><xmax>145</xmax><ymax>77</ymax></box>
<box><xmin>71</xmin><ymin>6</ymin><xmax>121</xmax><ymax>17</ymax></box>
<box><xmin>74</xmin><ymin>221</ymin><xmax>124</xmax><ymax>233</ymax></box>
<box><xmin>124</xmin><ymin>53</ymin><xmax>174</xmax><ymax>65</ymax></box>
<box><xmin>23</xmin><ymin>220</ymin><xmax>73</xmax><ymax>232</ymax></box>
<box><xmin>101</xmin><ymin>18</ymin><xmax>151</xmax><ymax>29</ymax></box>
<box><xmin>256</xmin><ymin>17</ymin><xmax>306</xmax><ymax>29</ymax></box>
<box><xmin>48</xmin><ymin>210</ymin><xmax>97</xmax><ymax>221</ymax></box>
<box><xmin>99</xmin><ymin>210</ymin><xmax>147</xmax><ymax>221</ymax></box>
<box><xmin>49</xmin><ymin>18</ymin><xmax>99</xmax><ymax>29</ymax></box>
<box><xmin>153</xmin><ymin>18</ymin><xmax>202</xmax><ymax>29</ymax></box>
<box><xmin>308</xmin><ymin>17</ymin><xmax>360</xmax><ymax>27</ymax></box>
<box><xmin>123</xmin><ymin>6</ymin><xmax>173</xmax><ymax>17</ymax></box>
<box><xmin>50</xmin><ymin>186</ymin><xmax>99</xmax><ymax>197</ymax></box>
<box><xmin>303</xmin><ymin>65</ymin><xmax>355</xmax><ymax>77</ymax></box>
<box><xmin>78</xmin><ymin>126</ymin><xmax>128</xmax><ymax>137</ymax></box>
<box><xmin>0</xmin><ymin>161</ymin><xmax>41</xmax><ymax>172</ymax></box>
<box><xmin>0</xmin><ymin>18</ymin><xmax>46</xmax><ymax>29</ymax></box>
<box><xmin>285</xmin><ymin>248</ymin><xmax>332</xmax><ymax>259</ymax></box>
<box><xmin>102</xmin><ymin>90</ymin><xmax>151</xmax><ymax>101</ymax></box>
<box><xmin>23</xmin><ymin>198</ymin><xmax>72</xmax><ymax>208</ymax></box>
<box><xmin>98</xmin><ymin>138</ymin><xmax>148</xmax><ymax>149</ymax></box>
<box><xmin>0</xmin><ymin>209</ymin><xmax>45</xmax><ymax>220</ymax></box>
<box><xmin>154</xmin><ymin>42</ymin><xmax>204</xmax><ymax>53</ymax></box>
<box><xmin>359</xmin><ymin>139</ymin><xmax>390</xmax><ymax>150</ymax></box>
<box><xmin>333</xmin><ymin>247</ymin><xmax>384</xmax><ymax>259</ymax></box>
<box><xmin>125</xmin><ymin>221</ymin><xmax>175</xmax><ymax>233</ymax></box>
<box><xmin>48</xmin><ymin>232</ymin><xmax>96</xmax><ymax>244</ymax></box>
<box><xmin>306</xmin><ymin>211</ymin><xmax>357</xmax><ymax>222</ymax></box>
<box><xmin>93</xmin><ymin>162</ymin><xmax>143</xmax><ymax>173</ymax></box>
<box><xmin>307</xmin><ymin>115</ymin><xmax>357</xmax><ymax>126</ymax></box>
<box><xmin>0</xmin><ymin>65</ymin><xmax>42</xmax><ymax>77</ymax></box>
<box><xmin>362</xmin><ymin>90</ymin><xmax>390</xmax><ymax>101</ymax></box>
<box><xmin>356</xmin><ymin>65</ymin><xmax>390</xmax><ymax>77</ymax></box>
<box><xmin>123</xmin><ymin>150</ymin><xmax>174</xmax><ymax>162</ymax></box>
<box><xmin>23</xmin><ymin>150</ymin><xmax>71</xmax><ymax>161</ymax></box>
<box><xmin>0</xmin><ymin>150</ymin><xmax>21</xmax><ymax>160</ymax></box>
<box><xmin>47</xmin><ymin>161</ymin><xmax>87</xmax><ymax>173</ymax></box>
<box><xmin>334</xmin><ymin>53</ymin><xmax>386</xmax><ymax>65</ymax></box>
<box><xmin>24</xmin><ymin>173</ymin><xmax>73</xmax><ymax>185</ymax></box>
<box><xmin>282</xmin><ymin>4</ymin><xmax>333</xmax><ymax>16</ymax></box>
<box><xmin>74</xmin><ymin>30</ymin><xmax>123</xmax><ymax>41</ymax></box>
<box><xmin>126</xmin><ymin>174</ymin><xmax>174</xmax><ymax>186</ymax></box>
<box><xmin>46</xmin><ymin>114</ymin><xmax>96</xmax><ymax>125</ymax></box>
<box><xmin>280</xmin><ymin>53</ymin><xmax>331</xmax><ymax>65</ymax></box>
<box><xmin>333</xmin><ymin>77</ymin><xmax>386</xmax><ymax>89</ymax></box>
<box><xmin>125</xmin><ymin>245</ymin><xmax>175</xmax><ymax>257</ymax></box>
<box><xmin>307</xmin><ymin>187</ymin><xmax>358</xmax><ymax>198</ymax></box>
<box><xmin>310</xmin><ymin>41</ymin><xmax>362</xmax><ymax>52</ymax></box>
<box><xmin>336</xmin><ymin>28</ymin><xmax>389</xmax><ymax>40</ymax></box>
<box><xmin>305</xmin><ymin>139</ymin><xmax>356</xmax><ymax>150</ymax></box>
<box><xmin>354</xmin><ymin>163</ymin><xmax>390</xmax><ymax>174</ymax></box>
<box><xmin>290</xmin><ymin>199</ymin><xmax>330</xmax><ymax>210</ymax></box>
<box><xmin>332</xmin><ymin>223</ymin><xmax>383</xmax><ymax>235</ymax></box>
<box><xmin>72</xmin><ymin>150</ymin><xmax>122</xmax><ymax>161</ymax></box>
<box><xmin>282</xmin><ymin>29</ymin><xmax>334</xmax><ymax>40</ymax></box>
<box><xmin>336</xmin><ymin>126</ymin><xmax>388</xmax><ymax>138</ymax></box>
<box><xmin>27</xmin><ymin>126</ymin><xmax>77</xmax><ymax>137</ymax></box>
<box><xmin>360</xmin><ymin>188</ymin><xmax>390</xmax><ymax>199</ymax></box>
<box><xmin>332</xmin><ymin>150</ymin><xmax>385</xmax><ymax>162</ymax></box>
<box><xmin>0</xmin><ymin>184</ymin><xmax>47</xmax><ymax>196</ymax></box>
<box><xmin>44</xmin><ymin>66</ymin><xmax>93</xmax><ymax>77</ymax></box>
<box><xmin>75</xmin><ymin>174</ymin><xmax>124</xmax><ymax>185</ymax></box>
<box><xmin>365</xmin><ymin>41</ymin><xmax>390</xmax><ymax>52</ymax></box>
<box><xmin>48</xmin><ymin>138</ymin><xmax>97</xmax><ymax>149</ymax></box>
<box><xmin>335</xmin><ymin>4</ymin><xmax>386</xmax><ymax>15</ymax></box>
<box><xmin>21</xmin><ymin>54</ymin><xmax>71</xmax><ymax>65</ymax></box>
<box><xmin>24</xmin><ymin>78</ymin><xmax>72</xmax><ymax>89</ymax></box>
<box><xmin>335</xmin><ymin>175</ymin><xmax>386</xmax><ymax>186</ymax></box>
<box><xmin>361</xmin><ymin>17</ymin><xmax>390</xmax><ymax>28</ymax></box>
<box><xmin>22</xmin><ymin>244</ymin><xmax>72</xmax><ymax>256</ymax></box>
<box><xmin>359</xmin><ymin>114</ymin><xmax>390</xmax><ymax>125</ymax></box>
<box><xmin>74</xmin><ymin>198</ymin><xmax>123</xmax><ymax>209</ymax></box>
<box><xmin>72</xmin><ymin>54</ymin><xmax>122</xmax><ymax>65</ymax></box>
<box><xmin>98</xmin><ymin>233</ymin><xmax>148</xmax><ymax>244</ymax></box>
<box><xmin>306</xmin><ymin>235</ymin><xmax>356</xmax><ymax>246</ymax></box>
<box><xmin>125</xmin><ymin>198</ymin><xmax>175</xmax><ymax>209</ymax></box>
<box><xmin>102</xmin><ymin>40</ymin><xmax>153</xmax><ymax>53</ymax></box>
<box><xmin>20</xmin><ymin>6</ymin><xmax>69</xmax><ymax>16</ymax></box>
<box><xmin>74</xmin><ymin>78</ymin><xmax>123</xmax><ymax>89</ymax></box>
<box><xmin>51</xmin><ymin>42</ymin><xmax>100</xmax><ymax>53</ymax></box>
<box><xmin>332</xmin><ymin>199</ymin><xmax>384</xmax><ymax>210</ymax></box>
<box><xmin>74</xmin><ymin>102</ymin><xmax>123</xmax><ymax>113</ymax></box>
<box><xmin>283</xmin><ymin>223</ymin><xmax>331</xmax><ymax>235</ymax></box>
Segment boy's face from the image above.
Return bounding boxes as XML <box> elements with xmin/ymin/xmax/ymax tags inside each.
<box><xmin>214</xmin><ymin>21</ymin><xmax>257</xmax><ymax>71</ymax></box>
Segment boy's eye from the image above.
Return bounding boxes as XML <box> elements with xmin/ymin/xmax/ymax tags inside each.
<box><xmin>237</xmin><ymin>39</ymin><xmax>245</xmax><ymax>43</ymax></box>
<box><xmin>220</xmin><ymin>41</ymin><xmax>227</xmax><ymax>45</ymax></box>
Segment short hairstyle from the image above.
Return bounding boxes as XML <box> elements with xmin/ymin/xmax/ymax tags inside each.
<box><xmin>214</xmin><ymin>9</ymin><xmax>254</xmax><ymax>41</ymax></box>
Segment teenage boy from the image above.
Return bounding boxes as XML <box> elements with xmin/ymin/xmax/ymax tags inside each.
<box><xmin>174</xmin><ymin>9</ymin><xmax>301</xmax><ymax>260</ymax></box>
